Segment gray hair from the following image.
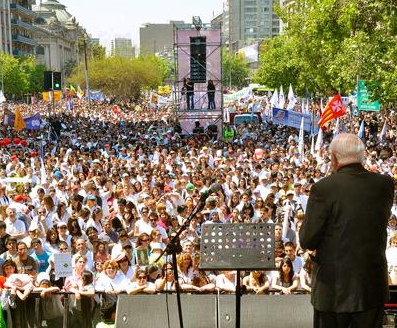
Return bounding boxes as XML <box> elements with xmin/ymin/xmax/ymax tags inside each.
<box><xmin>330</xmin><ymin>134</ymin><xmax>365</xmax><ymax>166</ymax></box>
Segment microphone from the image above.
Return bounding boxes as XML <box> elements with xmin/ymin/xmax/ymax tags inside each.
<box><xmin>199</xmin><ymin>183</ymin><xmax>222</xmax><ymax>202</ymax></box>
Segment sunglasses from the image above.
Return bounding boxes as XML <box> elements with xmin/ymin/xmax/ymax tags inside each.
<box><xmin>149</xmin><ymin>219</ymin><xmax>158</xmax><ymax>222</ymax></box>
<box><xmin>59</xmin><ymin>248</ymin><xmax>68</xmax><ymax>251</ymax></box>
<box><xmin>137</xmin><ymin>276</ymin><xmax>147</xmax><ymax>280</ymax></box>
<box><xmin>141</xmin><ymin>239</ymin><xmax>149</xmax><ymax>242</ymax></box>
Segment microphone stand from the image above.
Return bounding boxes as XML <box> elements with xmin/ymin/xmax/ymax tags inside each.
<box><xmin>155</xmin><ymin>193</ymin><xmax>208</xmax><ymax>328</ymax></box>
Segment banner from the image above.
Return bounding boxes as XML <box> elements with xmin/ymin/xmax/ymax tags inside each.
<box><xmin>357</xmin><ymin>80</ymin><xmax>380</xmax><ymax>111</ymax></box>
<box><xmin>223</xmin><ymin>87</ymin><xmax>253</xmax><ymax>103</ymax></box>
<box><xmin>42</xmin><ymin>91</ymin><xmax>62</xmax><ymax>103</ymax></box>
<box><xmin>54</xmin><ymin>253</ymin><xmax>72</xmax><ymax>278</ymax></box>
<box><xmin>89</xmin><ymin>90</ymin><xmax>104</xmax><ymax>101</ymax></box>
<box><xmin>4</xmin><ymin>112</ymin><xmax>41</xmax><ymax>130</ymax></box>
<box><xmin>273</xmin><ymin>107</ymin><xmax>318</xmax><ymax>133</ymax></box>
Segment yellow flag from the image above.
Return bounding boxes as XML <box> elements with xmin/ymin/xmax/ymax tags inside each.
<box><xmin>14</xmin><ymin>106</ymin><xmax>26</xmax><ymax>131</ymax></box>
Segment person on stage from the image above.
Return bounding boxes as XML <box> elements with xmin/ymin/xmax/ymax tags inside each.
<box><xmin>207</xmin><ymin>80</ymin><xmax>215</xmax><ymax>109</ymax></box>
<box><xmin>185</xmin><ymin>78</ymin><xmax>194</xmax><ymax>110</ymax></box>
<box><xmin>300</xmin><ymin>133</ymin><xmax>394</xmax><ymax>328</ymax></box>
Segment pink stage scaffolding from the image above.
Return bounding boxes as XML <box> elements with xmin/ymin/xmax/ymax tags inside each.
<box><xmin>173</xmin><ymin>23</ymin><xmax>223</xmax><ymax>135</ymax></box>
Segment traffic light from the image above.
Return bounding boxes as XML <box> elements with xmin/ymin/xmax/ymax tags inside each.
<box><xmin>43</xmin><ymin>71</ymin><xmax>52</xmax><ymax>91</ymax></box>
<box><xmin>53</xmin><ymin>72</ymin><xmax>62</xmax><ymax>90</ymax></box>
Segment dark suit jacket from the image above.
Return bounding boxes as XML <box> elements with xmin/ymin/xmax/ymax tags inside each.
<box><xmin>300</xmin><ymin>163</ymin><xmax>394</xmax><ymax>313</ymax></box>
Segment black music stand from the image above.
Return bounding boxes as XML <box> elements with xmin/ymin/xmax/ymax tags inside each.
<box><xmin>200</xmin><ymin>223</ymin><xmax>276</xmax><ymax>328</ymax></box>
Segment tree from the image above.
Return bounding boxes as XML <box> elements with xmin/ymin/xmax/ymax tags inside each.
<box><xmin>63</xmin><ymin>58</ymin><xmax>78</xmax><ymax>78</ymax></box>
<box><xmin>0</xmin><ymin>53</ymin><xmax>29</xmax><ymax>96</ymax></box>
<box><xmin>222</xmin><ymin>49</ymin><xmax>250</xmax><ymax>89</ymax></box>
<box><xmin>67</xmin><ymin>56</ymin><xmax>166</xmax><ymax>100</ymax></box>
<box><xmin>254</xmin><ymin>0</ymin><xmax>397</xmax><ymax>102</ymax></box>
<box><xmin>18</xmin><ymin>56</ymin><xmax>46</xmax><ymax>94</ymax></box>
<box><xmin>91</xmin><ymin>43</ymin><xmax>106</xmax><ymax>60</ymax></box>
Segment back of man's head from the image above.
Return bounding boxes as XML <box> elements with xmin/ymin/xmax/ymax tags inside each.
<box><xmin>330</xmin><ymin>133</ymin><xmax>365</xmax><ymax>167</ymax></box>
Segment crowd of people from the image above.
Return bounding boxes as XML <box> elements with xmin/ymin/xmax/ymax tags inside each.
<box><xmin>0</xmin><ymin>94</ymin><xmax>396</xmax><ymax>327</ymax></box>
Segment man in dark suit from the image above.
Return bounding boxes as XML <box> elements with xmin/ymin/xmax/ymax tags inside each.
<box><xmin>300</xmin><ymin>133</ymin><xmax>394</xmax><ymax>328</ymax></box>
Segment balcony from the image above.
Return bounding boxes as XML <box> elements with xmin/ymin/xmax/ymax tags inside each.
<box><xmin>12</xmin><ymin>49</ymin><xmax>33</xmax><ymax>57</ymax></box>
<box><xmin>9</xmin><ymin>3</ymin><xmax>35</xmax><ymax>18</ymax></box>
<box><xmin>11</xmin><ymin>18</ymin><xmax>36</xmax><ymax>31</ymax></box>
<box><xmin>12</xmin><ymin>34</ymin><xmax>37</xmax><ymax>46</ymax></box>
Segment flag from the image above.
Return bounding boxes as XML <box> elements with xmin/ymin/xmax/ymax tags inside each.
<box><xmin>14</xmin><ymin>106</ymin><xmax>26</xmax><ymax>131</ymax></box>
<box><xmin>310</xmin><ymin>135</ymin><xmax>315</xmax><ymax>156</ymax></box>
<box><xmin>67</xmin><ymin>100</ymin><xmax>73</xmax><ymax>111</ymax></box>
<box><xmin>379</xmin><ymin>121</ymin><xmax>387</xmax><ymax>142</ymax></box>
<box><xmin>278</xmin><ymin>85</ymin><xmax>285</xmax><ymax>109</ymax></box>
<box><xmin>40</xmin><ymin>137</ymin><xmax>47</xmax><ymax>185</ymax></box>
<box><xmin>333</xmin><ymin>118</ymin><xmax>339</xmax><ymax>137</ymax></box>
<box><xmin>298</xmin><ymin>117</ymin><xmax>305</xmax><ymax>159</ymax></box>
<box><xmin>358</xmin><ymin>120</ymin><xmax>365</xmax><ymax>139</ymax></box>
<box><xmin>287</xmin><ymin>84</ymin><xmax>297</xmax><ymax>110</ymax></box>
<box><xmin>317</xmin><ymin>94</ymin><xmax>346</xmax><ymax>127</ymax></box>
<box><xmin>0</xmin><ymin>90</ymin><xmax>5</xmax><ymax>103</ymax></box>
<box><xmin>77</xmin><ymin>85</ymin><xmax>84</xmax><ymax>99</ymax></box>
<box><xmin>70</xmin><ymin>85</ymin><xmax>76</xmax><ymax>96</ymax></box>
<box><xmin>315</xmin><ymin>127</ymin><xmax>323</xmax><ymax>152</ymax></box>
<box><xmin>264</xmin><ymin>98</ymin><xmax>270</xmax><ymax>117</ymax></box>
<box><xmin>270</xmin><ymin>89</ymin><xmax>278</xmax><ymax>108</ymax></box>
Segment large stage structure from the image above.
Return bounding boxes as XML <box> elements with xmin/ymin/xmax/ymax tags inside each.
<box><xmin>173</xmin><ymin>21</ymin><xmax>223</xmax><ymax>136</ymax></box>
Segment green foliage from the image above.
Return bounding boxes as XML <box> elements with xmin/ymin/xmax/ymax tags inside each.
<box><xmin>19</xmin><ymin>56</ymin><xmax>47</xmax><ymax>94</ymax></box>
<box><xmin>67</xmin><ymin>56</ymin><xmax>167</xmax><ymax>100</ymax></box>
<box><xmin>91</xmin><ymin>43</ymin><xmax>106</xmax><ymax>60</ymax></box>
<box><xmin>254</xmin><ymin>0</ymin><xmax>397</xmax><ymax>102</ymax></box>
<box><xmin>63</xmin><ymin>58</ymin><xmax>78</xmax><ymax>78</ymax></box>
<box><xmin>222</xmin><ymin>49</ymin><xmax>250</xmax><ymax>89</ymax></box>
<box><xmin>0</xmin><ymin>53</ymin><xmax>29</xmax><ymax>95</ymax></box>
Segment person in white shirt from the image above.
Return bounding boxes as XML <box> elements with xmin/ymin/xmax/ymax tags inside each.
<box><xmin>72</xmin><ymin>238</ymin><xmax>94</xmax><ymax>271</ymax></box>
<box><xmin>4</xmin><ymin>207</ymin><xmax>26</xmax><ymax>240</ymax></box>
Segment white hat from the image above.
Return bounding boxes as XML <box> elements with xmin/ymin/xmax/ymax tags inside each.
<box><xmin>36</xmin><ymin>272</ymin><xmax>51</xmax><ymax>284</ymax></box>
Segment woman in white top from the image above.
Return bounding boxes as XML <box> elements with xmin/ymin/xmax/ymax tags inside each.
<box><xmin>155</xmin><ymin>263</ymin><xmax>176</xmax><ymax>291</ymax></box>
<box><xmin>177</xmin><ymin>253</ymin><xmax>199</xmax><ymax>291</ymax></box>
<box><xmin>300</xmin><ymin>253</ymin><xmax>313</xmax><ymax>293</ymax></box>
<box><xmin>126</xmin><ymin>268</ymin><xmax>156</xmax><ymax>295</ymax></box>
<box><xmin>242</xmin><ymin>270</ymin><xmax>270</xmax><ymax>294</ymax></box>
<box><xmin>85</xmin><ymin>208</ymin><xmax>103</xmax><ymax>235</ymax></box>
<box><xmin>271</xmin><ymin>257</ymin><xmax>299</xmax><ymax>295</ymax></box>
<box><xmin>52</xmin><ymin>202</ymin><xmax>70</xmax><ymax>224</ymax></box>
<box><xmin>94</xmin><ymin>260</ymin><xmax>129</xmax><ymax>303</ymax></box>
<box><xmin>215</xmin><ymin>271</ymin><xmax>238</xmax><ymax>293</ymax></box>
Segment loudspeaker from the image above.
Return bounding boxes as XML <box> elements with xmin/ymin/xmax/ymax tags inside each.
<box><xmin>43</xmin><ymin>71</ymin><xmax>52</xmax><ymax>91</ymax></box>
<box><xmin>219</xmin><ymin>294</ymin><xmax>313</xmax><ymax>328</ymax></box>
<box><xmin>115</xmin><ymin>294</ymin><xmax>217</xmax><ymax>328</ymax></box>
<box><xmin>190</xmin><ymin>36</ymin><xmax>206</xmax><ymax>83</ymax></box>
<box><xmin>53</xmin><ymin>72</ymin><xmax>62</xmax><ymax>90</ymax></box>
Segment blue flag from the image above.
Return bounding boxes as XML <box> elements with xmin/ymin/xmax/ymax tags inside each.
<box><xmin>358</xmin><ymin>120</ymin><xmax>365</xmax><ymax>139</ymax></box>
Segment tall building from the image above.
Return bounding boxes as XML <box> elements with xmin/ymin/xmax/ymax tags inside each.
<box><xmin>2</xmin><ymin>0</ymin><xmax>37</xmax><ymax>56</ymax></box>
<box><xmin>32</xmin><ymin>0</ymin><xmax>85</xmax><ymax>74</ymax></box>
<box><xmin>139</xmin><ymin>21</ymin><xmax>183</xmax><ymax>56</ymax></box>
<box><xmin>223</xmin><ymin>0</ymin><xmax>280</xmax><ymax>52</ymax></box>
<box><xmin>111</xmin><ymin>38</ymin><xmax>134</xmax><ymax>58</ymax></box>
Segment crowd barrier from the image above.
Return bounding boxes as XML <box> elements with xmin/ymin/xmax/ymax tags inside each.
<box><xmin>11</xmin><ymin>290</ymin><xmax>311</xmax><ymax>328</ymax></box>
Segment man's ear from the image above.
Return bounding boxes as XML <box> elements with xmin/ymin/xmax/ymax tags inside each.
<box><xmin>331</xmin><ymin>153</ymin><xmax>339</xmax><ymax>171</ymax></box>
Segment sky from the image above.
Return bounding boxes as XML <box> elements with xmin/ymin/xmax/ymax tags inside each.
<box><xmin>58</xmin><ymin>0</ymin><xmax>223</xmax><ymax>51</ymax></box>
